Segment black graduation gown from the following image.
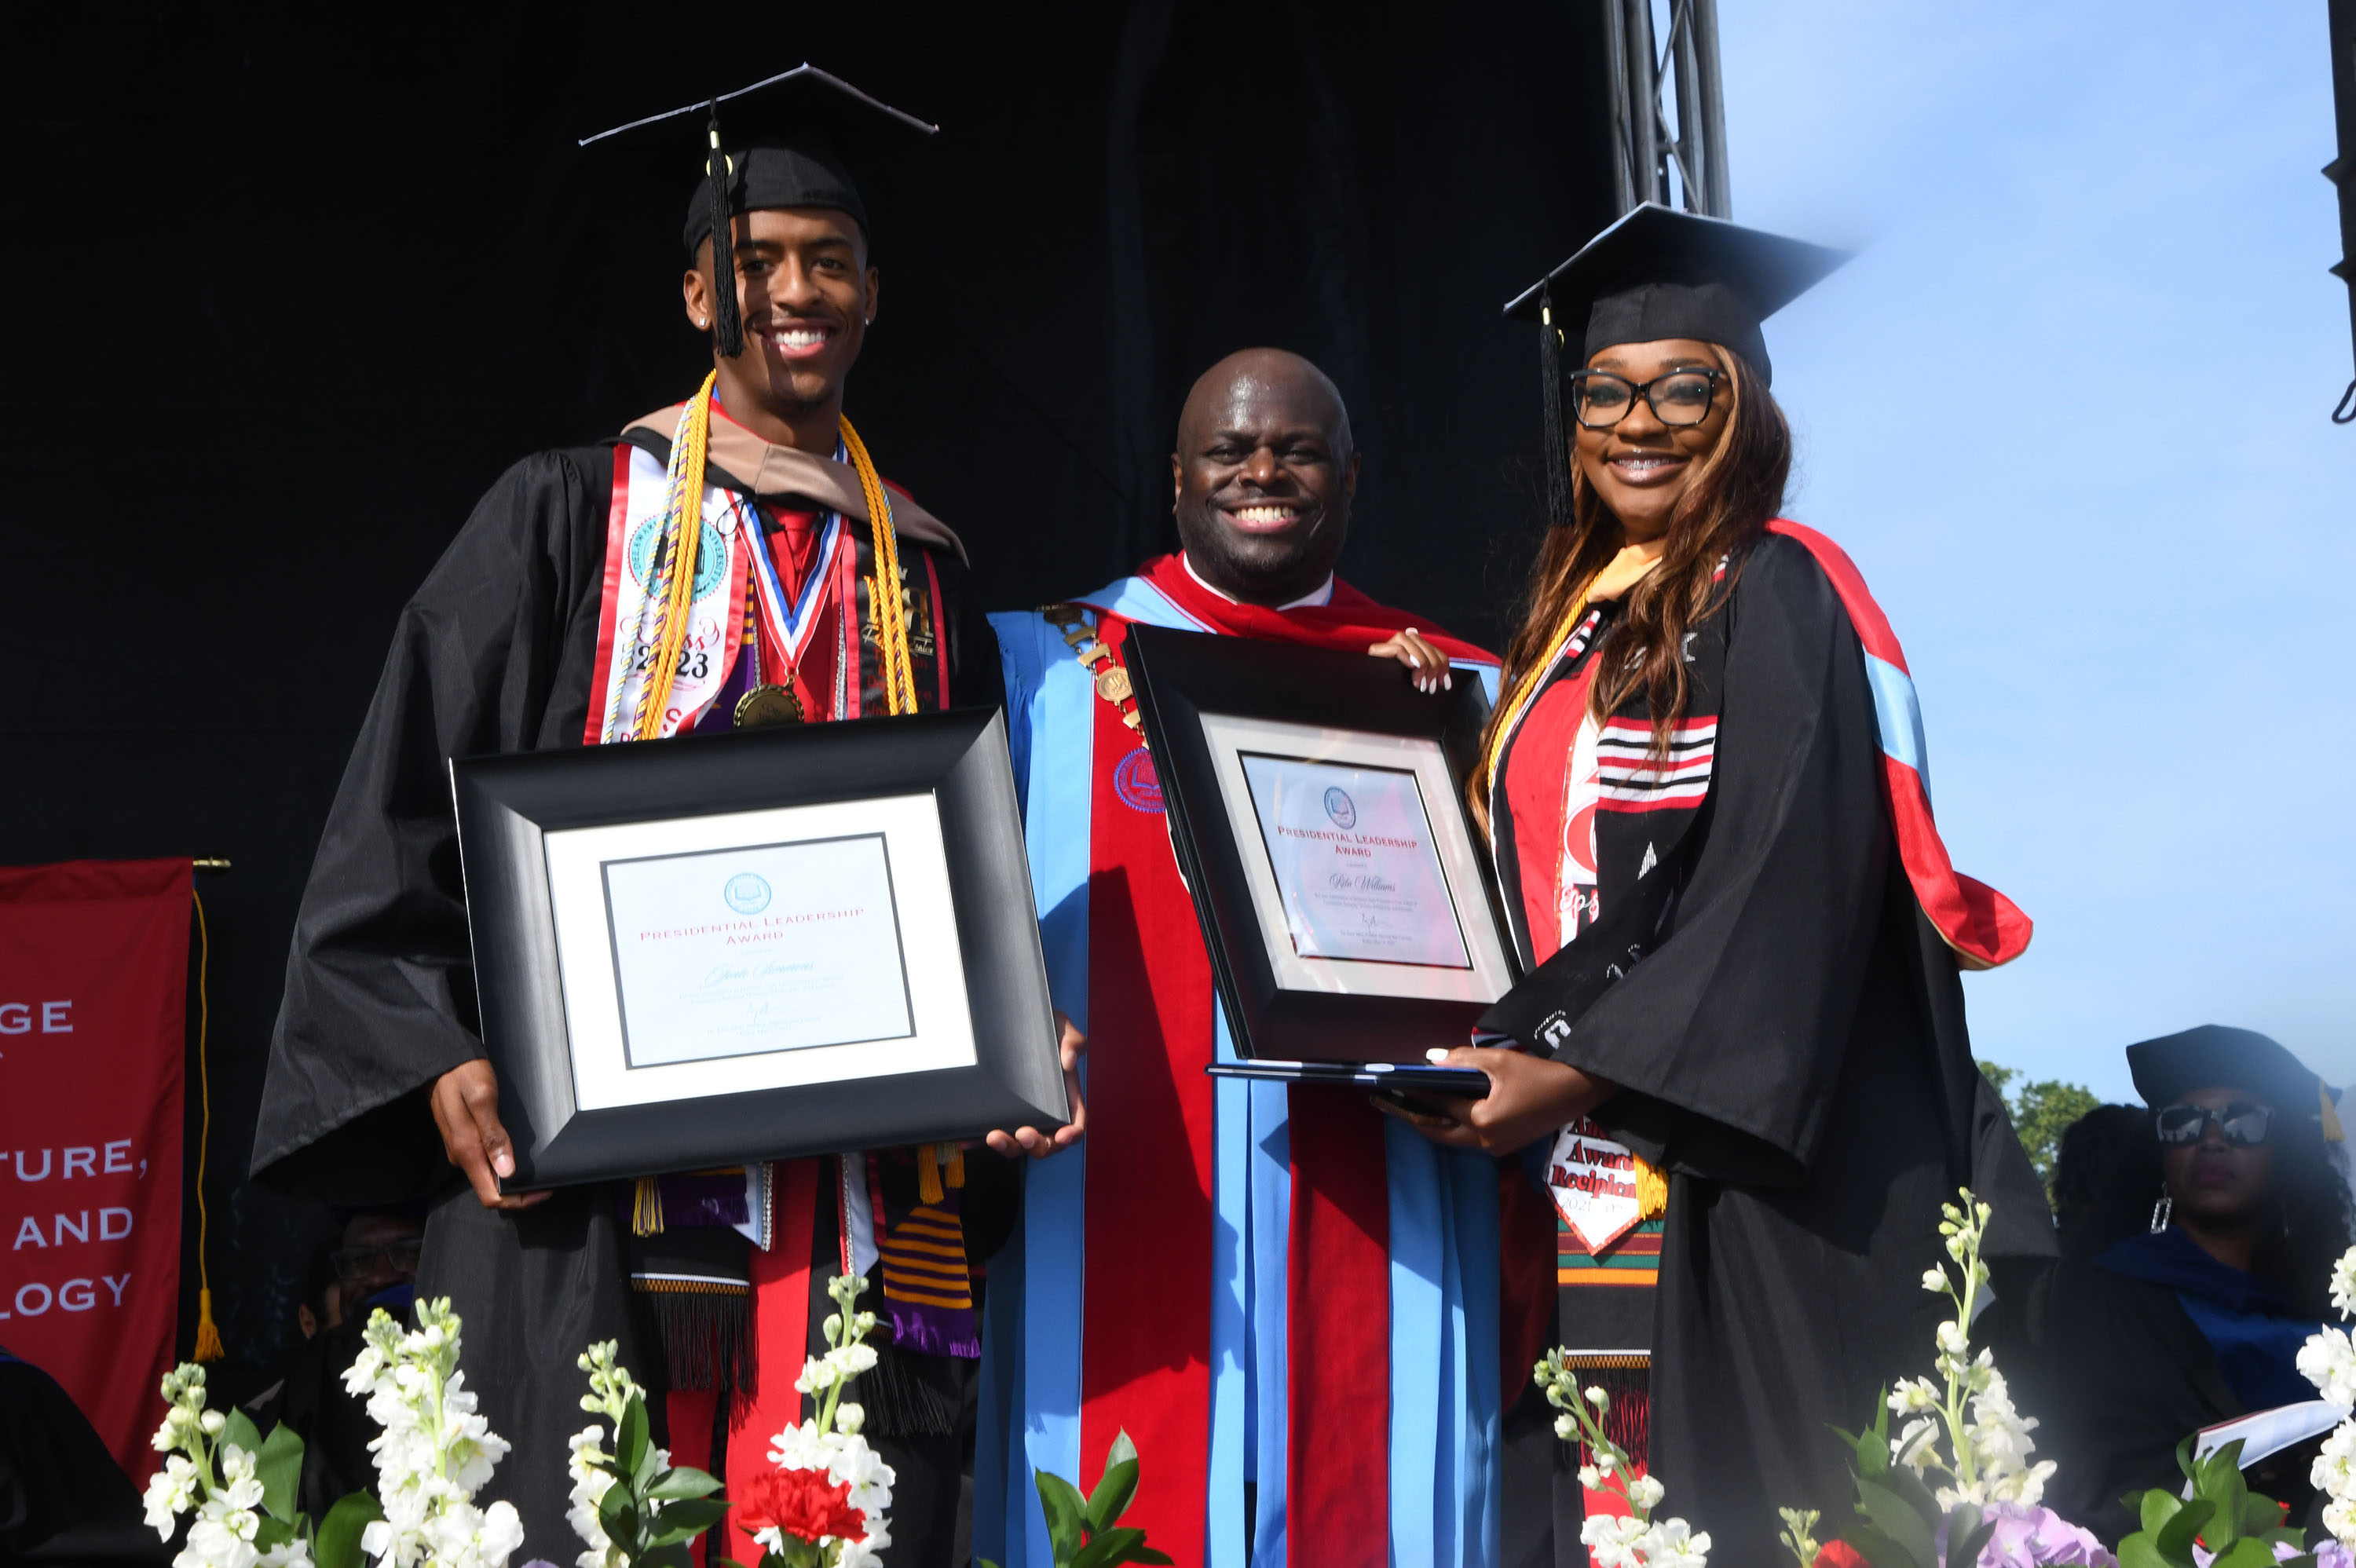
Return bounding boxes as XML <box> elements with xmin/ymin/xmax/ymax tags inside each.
<box><xmin>1480</xmin><ymin>533</ymin><xmax>2054</xmax><ymax>1561</ymax></box>
<box><xmin>0</xmin><ymin>1349</ymin><xmax>169</xmax><ymax>1565</ymax></box>
<box><xmin>248</xmin><ymin>439</ymin><xmax>992</xmax><ymax>1557</ymax></box>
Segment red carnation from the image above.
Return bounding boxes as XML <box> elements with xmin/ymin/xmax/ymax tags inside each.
<box><xmin>737</xmin><ymin>1467</ymin><xmax>868</xmax><ymax>1544</ymax></box>
<box><xmin>1813</xmin><ymin>1543</ymin><xmax>1869</xmax><ymax>1568</ymax></box>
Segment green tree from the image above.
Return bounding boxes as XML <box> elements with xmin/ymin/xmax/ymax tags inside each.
<box><xmin>1979</xmin><ymin>1061</ymin><xmax>2102</xmax><ymax>1198</ymax></box>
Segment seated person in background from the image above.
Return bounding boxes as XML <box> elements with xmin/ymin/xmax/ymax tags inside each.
<box><xmin>275</xmin><ymin>1212</ymin><xmax>425</xmax><ymax>1518</ymax></box>
<box><xmin>2039</xmin><ymin>1025</ymin><xmax>2351</xmax><ymax>1541</ymax></box>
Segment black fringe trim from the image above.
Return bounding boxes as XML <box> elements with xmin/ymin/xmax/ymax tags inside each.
<box><xmin>636</xmin><ymin>1283</ymin><xmax>755</xmax><ymax>1395</ymax></box>
<box><xmin>850</xmin><ymin>1342</ymin><xmax>964</xmax><ymax>1438</ymax></box>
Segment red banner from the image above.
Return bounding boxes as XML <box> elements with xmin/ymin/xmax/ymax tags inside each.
<box><xmin>0</xmin><ymin>857</ymin><xmax>190</xmax><ymax>1478</ymax></box>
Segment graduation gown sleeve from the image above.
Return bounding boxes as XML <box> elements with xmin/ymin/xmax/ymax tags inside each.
<box><xmin>250</xmin><ymin>447</ymin><xmax>613</xmax><ymax>1202</ymax></box>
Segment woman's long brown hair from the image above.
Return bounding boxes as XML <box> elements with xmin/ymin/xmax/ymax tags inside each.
<box><xmin>1470</xmin><ymin>345</ymin><xmax>1793</xmax><ymax>827</ymax></box>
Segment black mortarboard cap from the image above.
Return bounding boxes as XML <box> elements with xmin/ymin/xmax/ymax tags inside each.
<box><xmin>2127</xmin><ymin>1024</ymin><xmax>2343</xmax><ymax>1127</ymax></box>
<box><xmin>1502</xmin><ymin>203</ymin><xmax>1847</xmax><ymax>535</ymax></box>
<box><xmin>580</xmin><ymin>65</ymin><xmax>936</xmax><ymax>358</ymax></box>
<box><xmin>1502</xmin><ymin>203</ymin><xmax>1849</xmax><ymax>386</ymax></box>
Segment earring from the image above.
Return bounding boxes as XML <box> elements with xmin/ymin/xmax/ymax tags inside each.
<box><xmin>2149</xmin><ymin>1193</ymin><xmax>2174</xmax><ymax>1234</ymax></box>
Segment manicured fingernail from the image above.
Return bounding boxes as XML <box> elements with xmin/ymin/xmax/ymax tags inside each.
<box><xmin>493</xmin><ymin>1152</ymin><xmax>514</xmax><ymax>1176</ymax></box>
<box><xmin>1426</xmin><ymin>1047</ymin><xmax>1451</xmax><ymax>1063</ymax></box>
<box><xmin>1444</xmin><ymin>674</ymin><xmax>1454</xmax><ymax>689</ymax></box>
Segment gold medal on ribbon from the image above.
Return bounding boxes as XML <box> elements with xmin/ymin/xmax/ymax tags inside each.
<box><xmin>1095</xmin><ymin>666</ymin><xmax>1133</xmax><ymax>704</ymax></box>
<box><xmin>734</xmin><ymin>682</ymin><xmax>804</xmax><ymax>728</ymax></box>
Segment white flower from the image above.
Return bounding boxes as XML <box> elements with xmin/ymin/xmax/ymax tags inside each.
<box><xmin>835</xmin><ymin>1402</ymin><xmax>865</xmax><ymax>1436</ymax></box>
<box><xmin>2331</xmin><ymin>1246</ymin><xmax>2356</xmax><ymax>1321</ymax></box>
<box><xmin>258</xmin><ymin>1543</ymin><xmax>314</xmax><ymax>1568</ymax></box>
<box><xmin>1889</xmin><ymin>1378</ymin><xmax>1940</xmax><ymax>1416</ymax></box>
<box><xmin>1555</xmin><ymin>1414</ymin><xmax>1579</xmax><ymax>1442</ymax></box>
<box><xmin>145</xmin><ymin>1454</ymin><xmax>201</xmax><ymax>1536</ymax></box>
<box><xmin>1578</xmin><ymin>1464</ymin><xmax>1604</xmax><ymax>1489</ymax></box>
<box><xmin>1580</xmin><ymin>1514</ymin><xmax>1650</xmax><ymax>1568</ymax></box>
<box><xmin>1636</xmin><ymin>1515</ymin><xmax>1711</xmax><ymax>1567</ymax></box>
<box><xmin>1626</xmin><ymin>1474</ymin><xmax>1666</xmax><ymax>1512</ymax></box>
<box><xmin>2314</xmin><ymin>1420</ymin><xmax>2356</xmax><ymax>1548</ymax></box>
<box><xmin>1922</xmin><ymin>1267</ymin><xmax>1950</xmax><ymax>1293</ymax></box>
<box><xmin>1584</xmin><ymin>1386</ymin><xmax>1610</xmax><ymax>1409</ymax></box>
<box><xmin>2303</xmin><ymin>1327</ymin><xmax>2356</xmax><ymax>1408</ymax></box>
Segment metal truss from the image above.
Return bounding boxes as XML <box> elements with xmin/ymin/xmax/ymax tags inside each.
<box><xmin>1601</xmin><ymin>0</ymin><xmax>1732</xmax><ymax>218</ymax></box>
<box><xmin>2329</xmin><ymin>0</ymin><xmax>2354</xmax><ymax>420</ymax></box>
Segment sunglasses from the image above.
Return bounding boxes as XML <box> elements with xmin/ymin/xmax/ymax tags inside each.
<box><xmin>2154</xmin><ymin>1102</ymin><xmax>2274</xmax><ymax>1147</ymax></box>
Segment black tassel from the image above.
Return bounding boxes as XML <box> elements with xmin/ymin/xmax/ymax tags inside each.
<box><xmin>1538</xmin><ymin>286</ymin><xmax>1574</xmax><ymax>533</ymax></box>
<box><xmin>705</xmin><ymin>108</ymin><xmax>744</xmax><ymax>360</ymax></box>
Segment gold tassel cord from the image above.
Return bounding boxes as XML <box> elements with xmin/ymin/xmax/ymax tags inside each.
<box><xmin>191</xmin><ymin>889</ymin><xmax>223</xmax><ymax>1363</ymax></box>
<box><xmin>839</xmin><ymin>415</ymin><xmax>920</xmax><ymax>716</ymax></box>
<box><xmin>631</xmin><ymin>373</ymin><xmax>719</xmax><ymax>740</ymax></box>
<box><xmin>918</xmin><ymin>1146</ymin><xmax>943</xmax><ymax>1206</ymax></box>
<box><xmin>1633</xmin><ymin>1153</ymin><xmax>1668</xmax><ymax>1221</ymax></box>
<box><xmin>632</xmin><ymin>1176</ymin><xmax>667</xmax><ymax>1237</ymax></box>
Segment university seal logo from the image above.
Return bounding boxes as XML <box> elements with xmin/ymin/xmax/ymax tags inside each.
<box><xmin>723</xmin><ymin>873</ymin><xmax>771</xmax><ymax>914</ymax></box>
<box><xmin>1323</xmin><ymin>787</ymin><xmax>1356</xmax><ymax>829</ymax></box>
<box><xmin>627</xmin><ymin>517</ymin><xmax>730</xmax><ymax>601</ymax></box>
<box><xmin>1113</xmin><ymin>747</ymin><xmax>1164</xmax><ymax>813</ymax></box>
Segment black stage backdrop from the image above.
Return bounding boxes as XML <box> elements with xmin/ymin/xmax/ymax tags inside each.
<box><xmin>0</xmin><ymin>1</ymin><xmax>1615</xmax><ymax>1401</ymax></box>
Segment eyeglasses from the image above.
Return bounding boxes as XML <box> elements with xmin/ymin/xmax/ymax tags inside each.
<box><xmin>2154</xmin><ymin>1102</ymin><xmax>2274</xmax><ymax>1147</ymax></box>
<box><xmin>331</xmin><ymin>1240</ymin><xmax>423</xmax><ymax>1284</ymax></box>
<box><xmin>1564</xmin><ymin>367</ymin><xmax>1725</xmax><ymax>430</ymax></box>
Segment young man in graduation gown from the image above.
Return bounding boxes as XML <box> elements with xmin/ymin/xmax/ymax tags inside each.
<box><xmin>248</xmin><ymin>69</ymin><xmax>1071</xmax><ymax>1563</ymax></box>
<box><xmin>975</xmin><ymin>347</ymin><xmax>1523</xmax><ymax>1568</ymax></box>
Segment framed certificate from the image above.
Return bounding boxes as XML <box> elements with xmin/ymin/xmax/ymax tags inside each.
<box><xmin>1125</xmin><ymin>626</ymin><xmax>1520</xmax><ymax>1064</ymax></box>
<box><xmin>450</xmin><ymin>708</ymin><xmax>1067</xmax><ymax>1190</ymax></box>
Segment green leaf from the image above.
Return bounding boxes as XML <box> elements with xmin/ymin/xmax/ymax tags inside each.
<box><xmin>2138</xmin><ymin>1489</ymin><xmax>2184</xmax><ymax>1538</ymax></box>
<box><xmin>1085</xmin><ymin>1457</ymin><xmax>1140</xmax><ymax>1534</ymax></box>
<box><xmin>1943</xmin><ymin>1506</ymin><xmax>1995</xmax><ymax>1568</ymax></box>
<box><xmin>597</xmin><ymin>1473</ymin><xmax>639</xmax><ymax>1548</ymax></box>
<box><xmin>2174</xmin><ymin>1435</ymin><xmax>2201</xmax><ymax>1484</ymax></box>
<box><xmin>2116</xmin><ymin>1532</ymin><xmax>2175</xmax><ymax>1568</ymax></box>
<box><xmin>2156</xmin><ymin>1497</ymin><xmax>2215</xmax><ymax>1562</ymax></box>
<box><xmin>1105</xmin><ymin>1429</ymin><xmax>1140</xmax><ymax>1474</ymax></box>
<box><xmin>1875</xmin><ymin>1459</ymin><xmax>1941</xmax><ymax>1522</ymax></box>
<box><xmin>313</xmin><ymin>1492</ymin><xmax>382</xmax><ymax>1568</ymax></box>
<box><xmin>1838</xmin><ymin>1522</ymin><xmax>1911</xmax><ymax>1568</ymax></box>
<box><xmin>1128</xmin><ymin>1552</ymin><xmax>1175</xmax><ymax>1566</ymax></box>
<box><xmin>646</xmin><ymin>1464</ymin><xmax>724</xmax><ymax>1500</ymax></box>
<box><xmin>1037</xmin><ymin>1471</ymin><xmax>1088</xmax><ymax>1562</ymax></box>
<box><xmin>2195</xmin><ymin>1444</ymin><xmax>2248</xmax><ymax>1547</ymax></box>
<box><xmin>1856</xmin><ymin>1476</ymin><xmax>1938</xmax><ymax>1568</ymax></box>
<box><xmin>1072</xmin><ymin>1526</ymin><xmax>1147</xmax><ymax>1568</ymax></box>
<box><xmin>254</xmin><ymin>1421</ymin><xmax>305</xmax><ymax>1523</ymax></box>
<box><xmin>616</xmin><ymin>1395</ymin><xmax>650</xmax><ymax>1484</ymax></box>
<box><xmin>253</xmin><ymin>1515</ymin><xmax>296</xmax><ymax>1551</ymax></box>
<box><xmin>1853</xmin><ymin>1425</ymin><xmax>1892</xmax><ymax>1479</ymax></box>
<box><xmin>636</xmin><ymin>1547</ymin><xmax>693</xmax><ymax>1568</ymax></box>
<box><xmin>2213</xmin><ymin>1539</ymin><xmax>2285</xmax><ymax>1568</ymax></box>
<box><xmin>222</xmin><ymin>1409</ymin><xmax>265</xmax><ymax>1460</ymax></box>
<box><xmin>646</xmin><ymin>1497</ymin><xmax>730</xmax><ymax>1541</ymax></box>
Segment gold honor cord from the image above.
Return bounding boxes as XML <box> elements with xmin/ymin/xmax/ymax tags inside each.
<box><xmin>1479</xmin><ymin>592</ymin><xmax>1592</xmax><ymax>807</ymax></box>
<box><xmin>630</xmin><ymin>373</ymin><xmax>719</xmax><ymax>740</ymax></box>
<box><xmin>839</xmin><ymin>415</ymin><xmax>920</xmax><ymax>716</ymax></box>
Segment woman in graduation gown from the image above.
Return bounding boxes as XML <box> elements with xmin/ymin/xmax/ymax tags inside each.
<box><xmin>1391</xmin><ymin>204</ymin><xmax>2056</xmax><ymax>1559</ymax></box>
<box><xmin>2036</xmin><ymin>1025</ymin><xmax>2352</xmax><ymax>1542</ymax></box>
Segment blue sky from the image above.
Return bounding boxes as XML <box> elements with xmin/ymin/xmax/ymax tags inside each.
<box><xmin>1712</xmin><ymin>1</ymin><xmax>2355</xmax><ymax>1102</ymax></box>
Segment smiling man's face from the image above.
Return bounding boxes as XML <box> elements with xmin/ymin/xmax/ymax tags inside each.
<box><xmin>685</xmin><ymin>206</ymin><xmax>876</xmax><ymax>420</ymax></box>
<box><xmin>1170</xmin><ymin>349</ymin><xmax>1359</xmax><ymax>607</ymax></box>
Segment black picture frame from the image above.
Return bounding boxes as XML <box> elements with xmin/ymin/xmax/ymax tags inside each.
<box><xmin>1125</xmin><ymin>626</ymin><xmax>1520</xmax><ymax>1064</ymax></box>
<box><xmin>450</xmin><ymin>707</ymin><xmax>1067</xmax><ymax>1190</ymax></box>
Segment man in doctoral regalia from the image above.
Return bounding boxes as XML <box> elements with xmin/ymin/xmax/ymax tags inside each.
<box><xmin>975</xmin><ymin>348</ymin><xmax>1539</xmax><ymax>1568</ymax></box>
<box><xmin>249</xmin><ymin>68</ymin><xmax>1075</xmax><ymax>1563</ymax></box>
